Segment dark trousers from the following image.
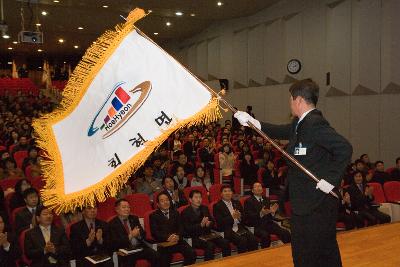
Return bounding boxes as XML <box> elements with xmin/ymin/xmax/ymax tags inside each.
<box><xmin>192</xmin><ymin>237</ymin><xmax>231</xmax><ymax>261</ymax></box>
<box><xmin>358</xmin><ymin>208</ymin><xmax>391</xmax><ymax>226</ymax></box>
<box><xmin>224</xmin><ymin>228</ymin><xmax>259</xmax><ymax>253</ymax></box>
<box><xmin>77</xmin><ymin>258</ymin><xmax>114</xmax><ymax>267</ymax></box>
<box><xmin>157</xmin><ymin>240</ymin><xmax>196</xmax><ymax>267</ymax></box>
<box><xmin>291</xmin><ymin>199</ymin><xmax>342</xmax><ymax>267</ymax></box>
<box><xmin>255</xmin><ymin>221</ymin><xmax>291</xmax><ymax>248</ymax></box>
<box><xmin>337</xmin><ymin>211</ymin><xmax>364</xmax><ymax>230</ymax></box>
<box><xmin>118</xmin><ymin>246</ymin><xmax>159</xmax><ymax>267</ymax></box>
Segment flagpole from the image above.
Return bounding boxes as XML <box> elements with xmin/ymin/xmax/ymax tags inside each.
<box><xmin>131</xmin><ymin>24</ymin><xmax>339</xmax><ymax>200</ymax></box>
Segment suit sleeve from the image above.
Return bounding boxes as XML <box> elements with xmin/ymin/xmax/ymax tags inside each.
<box><xmin>150</xmin><ymin>213</ymin><xmax>168</xmax><ymax>242</ymax></box>
<box><xmin>69</xmin><ymin>223</ymin><xmax>88</xmax><ymax>257</ymax></box>
<box><xmin>25</xmin><ymin>231</ymin><xmax>44</xmax><ymax>260</ymax></box>
<box><xmin>55</xmin><ymin>230</ymin><xmax>71</xmax><ymax>259</ymax></box>
<box><xmin>131</xmin><ymin>216</ymin><xmax>145</xmax><ymax>240</ymax></box>
<box><xmin>213</xmin><ymin>203</ymin><xmax>233</xmax><ymax>230</ymax></box>
<box><xmin>243</xmin><ymin>199</ymin><xmax>259</xmax><ymax>226</ymax></box>
<box><xmin>181</xmin><ymin>209</ymin><xmax>202</xmax><ymax>236</ymax></box>
<box><xmin>260</xmin><ymin>122</ymin><xmax>292</xmax><ymax>140</ymax></box>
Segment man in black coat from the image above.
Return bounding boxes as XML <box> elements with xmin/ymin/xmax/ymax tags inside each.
<box><xmin>69</xmin><ymin>205</ymin><xmax>112</xmax><ymax>267</ymax></box>
<box><xmin>235</xmin><ymin>79</ymin><xmax>353</xmax><ymax>267</ymax></box>
<box><xmin>24</xmin><ymin>206</ymin><xmax>71</xmax><ymax>267</ymax></box>
<box><xmin>181</xmin><ymin>190</ymin><xmax>231</xmax><ymax>261</ymax></box>
<box><xmin>213</xmin><ymin>185</ymin><xmax>258</xmax><ymax>253</ymax></box>
<box><xmin>150</xmin><ymin>192</ymin><xmax>196</xmax><ymax>267</ymax></box>
<box><xmin>161</xmin><ymin>177</ymin><xmax>187</xmax><ymax>209</ymax></box>
<box><xmin>108</xmin><ymin>199</ymin><xmax>159</xmax><ymax>267</ymax></box>
<box><xmin>244</xmin><ymin>182</ymin><xmax>290</xmax><ymax>248</ymax></box>
<box><xmin>15</xmin><ymin>188</ymin><xmax>40</xmax><ymax>237</ymax></box>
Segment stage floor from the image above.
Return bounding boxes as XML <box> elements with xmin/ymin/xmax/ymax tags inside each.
<box><xmin>195</xmin><ymin>222</ymin><xmax>400</xmax><ymax>267</ymax></box>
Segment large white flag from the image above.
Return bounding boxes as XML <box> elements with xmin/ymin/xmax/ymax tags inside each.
<box><xmin>33</xmin><ymin>9</ymin><xmax>221</xmax><ymax>213</ymax></box>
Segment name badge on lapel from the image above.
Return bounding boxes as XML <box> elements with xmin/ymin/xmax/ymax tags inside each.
<box><xmin>294</xmin><ymin>142</ymin><xmax>307</xmax><ymax>156</ymax></box>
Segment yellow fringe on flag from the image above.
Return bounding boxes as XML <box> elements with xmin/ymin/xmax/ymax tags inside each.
<box><xmin>32</xmin><ymin>8</ymin><xmax>222</xmax><ymax>214</ymax></box>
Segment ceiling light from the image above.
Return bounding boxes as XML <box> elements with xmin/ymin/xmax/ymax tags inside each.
<box><xmin>166</xmin><ymin>22</ymin><xmax>171</xmax><ymax>26</ymax></box>
<box><xmin>36</xmin><ymin>23</ymin><xmax>41</xmax><ymax>26</ymax></box>
<box><xmin>78</xmin><ymin>26</ymin><xmax>84</xmax><ymax>30</ymax></box>
<box><xmin>190</xmin><ymin>13</ymin><xmax>196</xmax><ymax>17</ymax></box>
<box><xmin>175</xmin><ymin>11</ymin><xmax>183</xmax><ymax>16</ymax></box>
<box><xmin>38</xmin><ymin>66</ymin><xmax>42</xmax><ymax>69</ymax></box>
<box><xmin>37</xmin><ymin>49</ymin><xmax>43</xmax><ymax>52</ymax></box>
<box><xmin>2</xmin><ymin>34</ymin><xmax>10</xmax><ymax>39</ymax></box>
<box><xmin>8</xmin><ymin>47</ymin><xmax>13</xmax><ymax>50</ymax></box>
<box><xmin>74</xmin><ymin>45</ymin><xmax>79</xmax><ymax>49</ymax></box>
<box><xmin>148</xmin><ymin>9</ymin><xmax>152</xmax><ymax>13</ymax></box>
<box><xmin>58</xmin><ymin>38</ymin><xmax>64</xmax><ymax>43</ymax></box>
<box><xmin>12</xmin><ymin>41</ymin><xmax>18</xmax><ymax>44</ymax></box>
<box><xmin>64</xmin><ymin>61</ymin><xmax>66</xmax><ymax>64</ymax></box>
<box><xmin>217</xmin><ymin>2</ymin><xmax>223</xmax><ymax>6</ymax></box>
<box><xmin>153</xmin><ymin>32</ymin><xmax>159</xmax><ymax>35</ymax></box>
<box><xmin>41</xmin><ymin>11</ymin><xmax>48</xmax><ymax>16</ymax></box>
<box><xmin>53</xmin><ymin>0</ymin><xmax>59</xmax><ymax>2</ymax></box>
<box><xmin>7</xmin><ymin>62</ymin><xmax>12</xmax><ymax>65</ymax></box>
<box><xmin>102</xmin><ymin>5</ymin><xmax>108</xmax><ymax>8</ymax></box>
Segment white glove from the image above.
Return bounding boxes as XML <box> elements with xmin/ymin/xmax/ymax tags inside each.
<box><xmin>316</xmin><ymin>179</ymin><xmax>335</xmax><ymax>194</ymax></box>
<box><xmin>234</xmin><ymin>111</ymin><xmax>261</xmax><ymax>130</ymax></box>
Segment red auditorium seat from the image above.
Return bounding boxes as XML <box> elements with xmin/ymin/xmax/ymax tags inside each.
<box><xmin>0</xmin><ymin>177</ymin><xmax>20</xmax><ymax>190</ymax></box>
<box><xmin>31</xmin><ymin>176</ymin><xmax>45</xmax><ymax>191</ymax></box>
<box><xmin>14</xmin><ymin>150</ymin><xmax>28</xmax><ymax>169</ymax></box>
<box><xmin>183</xmin><ymin>186</ymin><xmax>209</xmax><ymax>205</ymax></box>
<box><xmin>19</xmin><ymin>229</ymin><xmax>32</xmax><ymax>266</ymax></box>
<box><xmin>11</xmin><ymin>206</ymin><xmax>25</xmax><ymax>230</ymax></box>
<box><xmin>209</xmin><ymin>184</ymin><xmax>228</xmax><ymax>203</ymax></box>
<box><xmin>97</xmin><ymin>197</ymin><xmax>117</xmax><ymax>221</ymax></box>
<box><xmin>125</xmin><ymin>193</ymin><xmax>153</xmax><ymax>218</ymax></box>
<box><xmin>383</xmin><ymin>181</ymin><xmax>400</xmax><ymax>202</ymax></box>
<box><xmin>367</xmin><ymin>182</ymin><xmax>386</xmax><ymax>204</ymax></box>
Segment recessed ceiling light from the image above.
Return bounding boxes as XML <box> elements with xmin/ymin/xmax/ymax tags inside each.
<box><xmin>36</xmin><ymin>23</ymin><xmax>41</xmax><ymax>26</ymax></box>
<box><xmin>78</xmin><ymin>26</ymin><xmax>84</xmax><ymax>30</ymax></box>
<box><xmin>190</xmin><ymin>13</ymin><xmax>196</xmax><ymax>17</ymax></box>
<box><xmin>2</xmin><ymin>34</ymin><xmax>10</xmax><ymax>39</ymax></box>
<box><xmin>175</xmin><ymin>11</ymin><xmax>183</xmax><ymax>16</ymax></box>
<box><xmin>58</xmin><ymin>38</ymin><xmax>64</xmax><ymax>43</ymax></box>
<box><xmin>166</xmin><ymin>22</ymin><xmax>171</xmax><ymax>26</ymax></box>
<box><xmin>7</xmin><ymin>62</ymin><xmax>12</xmax><ymax>65</ymax></box>
<box><xmin>217</xmin><ymin>2</ymin><xmax>223</xmax><ymax>6</ymax></box>
<box><xmin>38</xmin><ymin>66</ymin><xmax>42</xmax><ymax>69</ymax></box>
<box><xmin>37</xmin><ymin>49</ymin><xmax>43</xmax><ymax>52</ymax></box>
<box><xmin>102</xmin><ymin>5</ymin><xmax>108</xmax><ymax>8</ymax></box>
<box><xmin>74</xmin><ymin>45</ymin><xmax>79</xmax><ymax>49</ymax></box>
<box><xmin>154</xmin><ymin>32</ymin><xmax>159</xmax><ymax>35</ymax></box>
<box><xmin>148</xmin><ymin>9</ymin><xmax>153</xmax><ymax>13</ymax></box>
<box><xmin>12</xmin><ymin>41</ymin><xmax>18</xmax><ymax>44</ymax></box>
<box><xmin>53</xmin><ymin>0</ymin><xmax>59</xmax><ymax>3</ymax></box>
<box><xmin>8</xmin><ymin>47</ymin><xmax>13</xmax><ymax>50</ymax></box>
<box><xmin>64</xmin><ymin>61</ymin><xmax>66</xmax><ymax>64</ymax></box>
<box><xmin>41</xmin><ymin>11</ymin><xmax>48</xmax><ymax>16</ymax></box>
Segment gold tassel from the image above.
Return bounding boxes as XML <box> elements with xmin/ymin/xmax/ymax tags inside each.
<box><xmin>32</xmin><ymin>8</ymin><xmax>221</xmax><ymax>214</ymax></box>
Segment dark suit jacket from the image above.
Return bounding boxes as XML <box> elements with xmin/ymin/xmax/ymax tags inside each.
<box><xmin>213</xmin><ymin>199</ymin><xmax>245</xmax><ymax>234</ymax></box>
<box><xmin>24</xmin><ymin>225</ymin><xmax>71</xmax><ymax>267</ymax></box>
<box><xmin>243</xmin><ymin>195</ymin><xmax>274</xmax><ymax>228</ymax></box>
<box><xmin>181</xmin><ymin>205</ymin><xmax>215</xmax><ymax>238</ymax></box>
<box><xmin>0</xmin><ymin>232</ymin><xmax>18</xmax><ymax>267</ymax></box>
<box><xmin>161</xmin><ymin>189</ymin><xmax>187</xmax><ymax>209</ymax></box>
<box><xmin>70</xmin><ymin>218</ymin><xmax>110</xmax><ymax>259</ymax></box>
<box><xmin>15</xmin><ymin>206</ymin><xmax>35</xmax><ymax>236</ymax></box>
<box><xmin>149</xmin><ymin>208</ymin><xmax>183</xmax><ymax>242</ymax></box>
<box><xmin>347</xmin><ymin>183</ymin><xmax>374</xmax><ymax>211</ymax></box>
<box><xmin>108</xmin><ymin>215</ymin><xmax>146</xmax><ymax>251</ymax></box>
<box><xmin>260</xmin><ymin>109</ymin><xmax>353</xmax><ymax>215</ymax></box>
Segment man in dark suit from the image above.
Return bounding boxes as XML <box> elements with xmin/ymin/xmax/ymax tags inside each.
<box><xmin>235</xmin><ymin>79</ymin><xmax>353</xmax><ymax>267</ymax></box>
<box><xmin>390</xmin><ymin>157</ymin><xmax>400</xmax><ymax>181</ymax></box>
<box><xmin>161</xmin><ymin>177</ymin><xmax>187</xmax><ymax>209</ymax></box>
<box><xmin>337</xmin><ymin>183</ymin><xmax>364</xmax><ymax>230</ymax></box>
<box><xmin>70</xmin><ymin>205</ymin><xmax>112</xmax><ymax>267</ymax></box>
<box><xmin>24</xmin><ymin>206</ymin><xmax>71</xmax><ymax>267</ymax></box>
<box><xmin>213</xmin><ymin>185</ymin><xmax>258</xmax><ymax>253</ymax></box>
<box><xmin>244</xmin><ymin>182</ymin><xmax>291</xmax><ymax>248</ymax></box>
<box><xmin>150</xmin><ymin>192</ymin><xmax>196</xmax><ymax>267</ymax></box>
<box><xmin>347</xmin><ymin>171</ymin><xmax>391</xmax><ymax>225</ymax></box>
<box><xmin>181</xmin><ymin>190</ymin><xmax>231</xmax><ymax>261</ymax></box>
<box><xmin>15</xmin><ymin>187</ymin><xmax>40</xmax><ymax>237</ymax></box>
<box><xmin>108</xmin><ymin>199</ymin><xmax>159</xmax><ymax>267</ymax></box>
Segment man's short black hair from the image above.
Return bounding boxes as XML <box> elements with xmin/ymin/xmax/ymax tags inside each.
<box><xmin>355</xmin><ymin>159</ymin><xmax>364</xmax><ymax>165</ymax></box>
<box><xmin>375</xmin><ymin>161</ymin><xmax>384</xmax><ymax>167</ymax></box>
<box><xmin>360</xmin><ymin>154</ymin><xmax>368</xmax><ymax>159</ymax></box>
<box><xmin>189</xmin><ymin>189</ymin><xmax>202</xmax><ymax>199</ymax></box>
<box><xmin>289</xmin><ymin>79</ymin><xmax>319</xmax><ymax>106</ymax></box>
<box><xmin>115</xmin><ymin>198</ymin><xmax>129</xmax><ymax>207</ymax></box>
<box><xmin>23</xmin><ymin>187</ymin><xmax>38</xmax><ymax>199</ymax></box>
<box><xmin>157</xmin><ymin>192</ymin><xmax>170</xmax><ymax>203</ymax></box>
<box><xmin>35</xmin><ymin>205</ymin><xmax>49</xmax><ymax>217</ymax></box>
<box><xmin>220</xmin><ymin>185</ymin><xmax>232</xmax><ymax>193</ymax></box>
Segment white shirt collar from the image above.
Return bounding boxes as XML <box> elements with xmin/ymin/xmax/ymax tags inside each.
<box><xmin>297</xmin><ymin>108</ymin><xmax>315</xmax><ymax>125</ymax></box>
<box><xmin>39</xmin><ymin>224</ymin><xmax>51</xmax><ymax>232</ymax></box>
<box><xmin>222</xmin><ymin>199</ymin><xmax>232</xmax><ymax>206</ymax></box>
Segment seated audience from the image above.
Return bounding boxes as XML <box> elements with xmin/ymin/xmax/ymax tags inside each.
<box><xmin>390</xmin><ymin>157</ymin><xmax>400</xmax><ymax>181</ymax></box>
<box><xmin>171</xmin><ymin>152</ymin><xmax>194</xmax><ymax>176</ymax></box>
<box><xmin>371</xmin><ymin>161</ymin><xmax>391</xmax><ymax>185</ymax></box>
<box><xmin>0</xmin><ymin>213</ymin><xmax>17</xmax><ymax>267</ymax></box>
<box><xmin>108</xmin><ymin>199</ymin><xmax>159</xmax><ymax>267</ymax></box>
<box><xmin>150</xmin><ymin>192</ymin><xmax>196</xmax><ymax>267</ymax></box>
<box><xmin>219</xmin><ymin>144</ymin><xmax>235</xmax><ymax>187</ymax></box>
<box><xmin>15</xmin><ymin>187</ymin><xmax>40</xmax><ymax>236</ymax></box>
<box><xmin>3</xmin><ymin>158</ymin><xmax>25</xmax><ymax>179</ymax></box>
<box><xmin>160</xmin><ymin>177</ymin><xmax>187</xmax><ymax>209</ymax></box>
<box><xmin>135</xmin><ymin>165</ymin><xmax>162</xmax><ymax>197</ymax></box>
<box><xmin>173</xmin><ymin>166</ymin><xmax>189</xmax><ymax>190</ymax></box>
<box><xmin>337</xmin><ymin>182</ymin><xmax>364</xmax><ymax>230</ymax></box>
<box><xmin>240</xmin><ymin>152</ymin><xmax>258</xmax><ymax>188</ymax></box>
<box><xmin>181</xmin><ymin>190</ymin><xmax>231</xmax><ymax>260</ymax></box>
<box><xmin>213</xmin><ymin>185</ymin><xmax>258</xmax><ymax>253</ymax></box>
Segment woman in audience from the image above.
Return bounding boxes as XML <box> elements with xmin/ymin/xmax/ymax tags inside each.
<box><xmin>170</xmin><ymin>132</ymin><xmax>182</xmax><ymax>154</ymax></box>
<box><xmin>0</xmin><ymin>213</ymin><xmax>17</xmax><ymax>267</ymax></box>
<box><xmin>240</xmin><ymin>152</ymin><xmax>259</xmax><ymax>188</ymax></box>
<box><xmin>21</xmin><ymin>147</ymin><xmax>39</xmax><ymax>174</ymax></box>
<box><xmin>191</xmin><ymin>166</ymin><xmax>212</xmax><ymax>191</ymax></box>
<box><xmin>135</xmin><ymin>165</ymin><xmax>162</xmax><ymax>197</ymax></box>
<box><xmin>173</xmin><ymin>165</ymin><xmax>189</xmax><ymax>190</ymax></box>
<box><xmin>9</xmin><ymin>178</ymin><xmax>32</xmax><ymax>212</ymax></box>
<box><xmin>219</xmin><ymin>144</ymin><xmax>235</xmax><ymax>187</ymax></box>
<box><xmin>3</xmin><ymin>158</ymin><xmax>25</xmax><ymax>179</ymax></box>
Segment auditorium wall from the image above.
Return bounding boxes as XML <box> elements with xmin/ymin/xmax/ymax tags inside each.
<box><xmin>166</xmin><ymin>0</ymin><xmax>400</xmax><ymax>165</ymax></box>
